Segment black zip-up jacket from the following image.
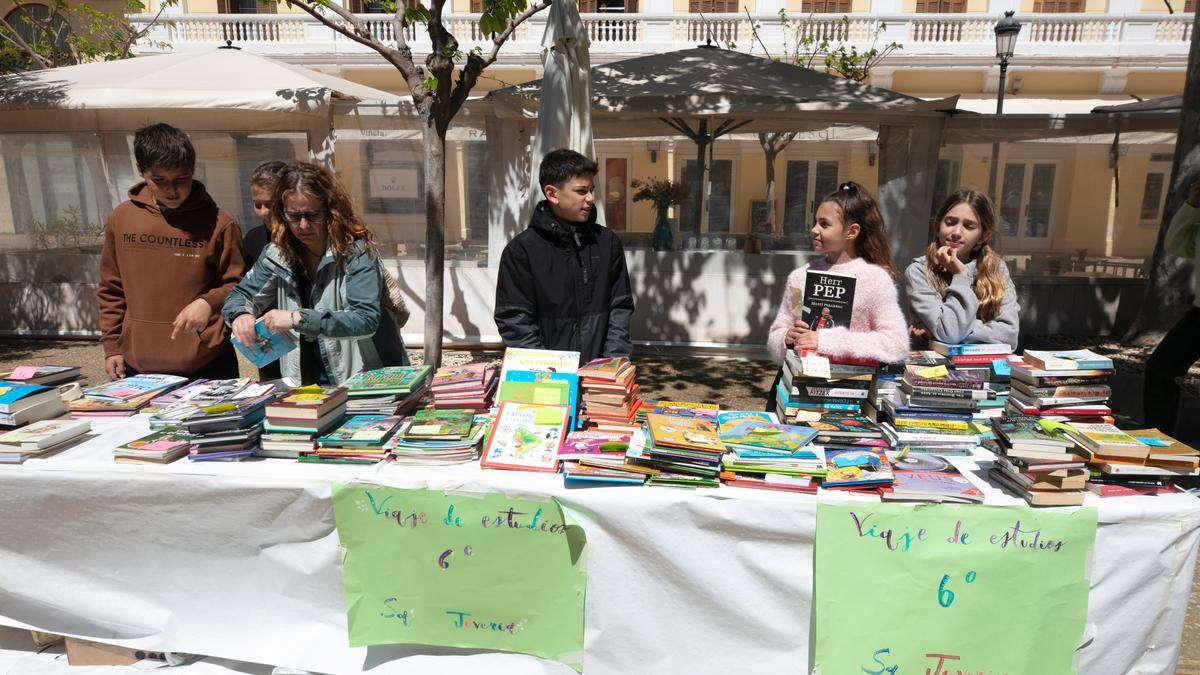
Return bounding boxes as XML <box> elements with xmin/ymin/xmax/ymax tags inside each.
<box><xmin>494</xmin><ymin>200</ymin><xmax>635</xmax><ymax>363</ymax></box>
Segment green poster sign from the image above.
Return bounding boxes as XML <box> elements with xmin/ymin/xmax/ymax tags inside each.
<box><xmin>331</xmin><ymin>483</ymin><xmax>587</xmax><ymax>671</ymax></box>
<box><xmin>815</xmin><ymin>502</ymin><xmax>1098</xmax><ymax>675</ymax></box>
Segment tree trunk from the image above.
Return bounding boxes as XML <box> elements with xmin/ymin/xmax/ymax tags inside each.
<box><xmin>764</xmin><ymin>146</ymin><xmax>779</xmax><ymax>236</ymax></box>
<box><xmin>422</xmin><ymin>120</ymin><xmax>447</xmax><ymax>367</ymax></box>
<box><xmin>692</xmin><ymin>119</ymin><xmax>709</xmax><ymax>237</ymax></box>
<box><xmin>1124</xmin><ymin>9</ymin><xmax>1200</xmax><ymax>345</ymax></box>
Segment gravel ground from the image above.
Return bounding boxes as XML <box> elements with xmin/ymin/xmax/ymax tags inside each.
<box><xmin>3</xmin><ymin>338</ymin><xmax>1200</xmax><ymax>669</ymax></box>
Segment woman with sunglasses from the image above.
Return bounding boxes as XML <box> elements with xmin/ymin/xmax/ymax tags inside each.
<box><xmin>222</xmin><ymin>162</ymin><xmax>408</xmax><ymax>385</ymax></box>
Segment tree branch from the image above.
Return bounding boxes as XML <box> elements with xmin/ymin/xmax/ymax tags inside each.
<box><xmin>287</xmin><ymin>0</ymin><xmax>427</xmax><ymax>100</ymax></box>
<box><xmin>480</xmin><ymin>0</ymin><xmax>549</xmax><ymax>68</ymax></box>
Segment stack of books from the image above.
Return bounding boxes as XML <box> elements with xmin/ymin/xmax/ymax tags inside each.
<box><xmin>776</xmin><ymin>352</ymin><xmax>876</xmax><ymax>422</ymax></box>
<box><xmin>0</xmin><ymin>380</ymin><xmax>69</xmax><ymax>428</ymax></box>
<box><xmin>987</xmin><ymin>415</ymin><xmax>1089</xmax><ymax>506</ymax></box>
<box><xmin>496</xmin><ymin>348</ymin><xmax>581</xmax><ymax>432</ymax></box>
<box><xmin>1059</xmin><ymin>422</ymin><xmax>1199</xmax><ymax>490</ymax></box>
<box><xmin>389</xmin><ymin>410</ymin><xmax>490</xmax><ymax>465</ymax></box>
<box><xmin>259</xmin><ymin>385</ymin><xmax>348</xmax><ymax>459</ymax></box>
<box><xmin>308</xmin><ymin>414</ymin><xmax>405</xmax><ymax>464</ymax></box>
<box><xmin>113</xmin><ymin>428</ymin><xmax>193</xmax><ymax>465</ymax></box>
<box><xmin>71</xmin><ymin>374</ymin><xmax>187</xmax><ymax>418</ymax></box>
<box><xmin>0</xmin><ymin>418</ymin><xmax>91</xmax><ymax>464</ymax></box>
<box><xmin>930</xmin><ymin>341</ymin><xmax>1016</xmax><ymax>418</ymax></box>
<box><xmin>879</xmin><ymin>366</ymin><xmax>988</xmax><ymax>454</ymax></box>
<box><xmin>343</xmin><ymin>366</ymin><xmax>432</xmax><ymax>416</ymax></box>
<box><xmin>148</xmin><ymin>379</ymin><xmax>276</xmax><ymax>429</ymax></box>
<box><xmin>883</xmin><ymin>451</ymin><xmax>986</xmax><ymax>503</ymax></box>
<box><xmin>558</xmin><ymin>429</ymin><xmax>638</xmax><ymax>487</ymax></box>
<box><xmin>1007</xmin><ymin>349</ymin><xmax>1115</xmax><ymax>423</ymax></box>
<box><xmin>179</xmin><ymin>394</ymin><xmax>274</xmax><ymax>461</ymax></box>
<box><xmin>429</xmin><ymin>363</ymin><xmax>496</xmax><ymax>411</ymax></box>
<box><xmin>717</xmin><ymin>412</ymin><xmax>824</xmax><ymax>493</ymax></box>
<box><xmin>627</xmin><ymin>413</ymin><xmax>725</xmax><ymax>488</ymax></box>
<box><xmin>578</xmin><ymin>357</ymin><xmax>641</xmax><ymax>433</ymax></box>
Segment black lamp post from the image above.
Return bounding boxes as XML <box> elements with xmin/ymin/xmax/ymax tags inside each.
<box><xmin>986</xmin><ymin>10</ymin><xmax>1022</xmax><ymax>199</ymax></box>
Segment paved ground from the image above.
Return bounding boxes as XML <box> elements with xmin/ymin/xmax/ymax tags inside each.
<box><xmin>3</xmin><ymin>338</ymin><xmax>1200</xmax><ymax>670</ymax></box>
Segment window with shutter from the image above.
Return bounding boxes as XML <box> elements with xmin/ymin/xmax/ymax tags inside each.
<box><xmin>914</xmin><ymin>0</ymin><xmax>965</xmax><ymax>12</ymax></box>
<box><xmin>1031</xmin><ymin>0</ymin><xmax>1082</xmax><ymax>11</ymax></box>
<box><xmin>799</xmin><ymin>0</ymin><xmax>851</xmax><ymax>12</ymax></box>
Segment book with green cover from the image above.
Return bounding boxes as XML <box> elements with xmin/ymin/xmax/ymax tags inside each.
<box><xmin>403</xmin><ymin>408</ymin><xmax>475</xmax><ymax>439</ymax></box>
<box><xmin>497</xmin><ymin>370</ymin><xmax>579</xmax><ymax>431</ymax></box>
<box><xmin>343</xmin><ymin>366</ymin><xmax>433</xmax><ymax>395</ymax></box>
<box><xmin>317</xmin><ymin>415</ymin><xmax>404</xmax><ymax>447</ymax></box>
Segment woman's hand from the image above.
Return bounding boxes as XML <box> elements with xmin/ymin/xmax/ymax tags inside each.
<box><xmin>934</xmin><ymin>245</ymin><xmax>967</xmax><ymax>276</ymax></box>
<box><xmin>262</xmin><ymin>309</ymin><xmax>298</xmax><ymax>334</ymax></box>
<box><xmin>785</xmin><ymin>319</ymin><xmax>809</xmax><ymax>348</ymax></box>
<box><xmin>232</xmin><ymin>314</ymin><xmax>259</xmax><ymax>346</ymax></box>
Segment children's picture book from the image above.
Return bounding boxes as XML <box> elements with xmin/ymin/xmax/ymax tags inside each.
<box><xmin>719</xmin><ymin>419</ymin><xmax>819</xmax><ymax>455</ymax></box>
<box><xmin>795</xmin><ymin>269</ymin><xmax>856</xmax><ymax>330</ymax></box>
<box><xmin>557</xmin><ymin>430</ymin><xmax>631</xmax><ymax>460</ymax></box>
<box><xmin>403</xmin><ymin>408</ymin><xmax>476</xmax><ymax>439</ymax></box>
<box><xmin>646</xmin><ymin>413</ymin><xmax>725</xmax><ymax>453</ymax></box>
<box><xmin>715</xmin><ymin>411</ymin><xmax>780</xmax><ymax>434</ymax></box>
<box><xmin>802</xmin><ymin>412</ymin><xmax>883</xmax><ymax>438</ymax></box>
<box><xmin>266</xmin><ymin>385</ymin><xmax>348</xmax><ymax>420</ymax></box>
<box><xmin>481</xmin><ymin>401</ymin><xmax>570</xmax><ymax>472</ymax></box>
<box><xmin>231</xmin><ymin>318</ymin><xmax>298</xmax><ymax>368</ymax></box>
<box><xmin>83</xmin><ymin>374</ymin><xmax>188</xmax><ymax>403</ymax></box>
<box><xmin>317</xmin><ymin>415</ymin><xmax>404</xmax><ymax>446</ymax></box>
<box><xmin>822</xmin><ymin>448</ymin><xmax>894</xmax><ymax>489</ymax></box>
<box><xmin>344</xmin><ymin>366</ymin><xmax>433</xmax><ymax>395</ymax></box>
<box><xmin>498</xmin><ymin>370</ymin><xmax>580</xmax><ymax>431</ymax></box>
<box><xmin>653</xmin><ymin>400</ymin><xmax>719</xmax><ymax>418</ymax></box>
<box><xmin>498</xmin><ymin>347</ymin><xmax>581</xmax><ymax>381</ymax></box>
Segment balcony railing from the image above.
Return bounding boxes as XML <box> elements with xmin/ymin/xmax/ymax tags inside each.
<box><xmin>127</xmin><ymin>12</ymin><xmax>1194</xmax><ymax>60</ymax></box>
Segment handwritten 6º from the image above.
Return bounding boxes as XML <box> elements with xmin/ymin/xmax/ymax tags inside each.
<box><xmin>331</xmin><ymin>482</ymin><xmax>587</xmax><ymax>672</ymax></box>
<box><xmin>814</xmin><ymin>501</ymin><xmax>1097</xmax><ymax>675</ymax></box>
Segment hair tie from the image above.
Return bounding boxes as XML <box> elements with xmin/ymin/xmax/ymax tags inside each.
<box><xmin>840</xmin><ymin>183</ymin><xmax>853</xmax><ymax>192</ymax></box>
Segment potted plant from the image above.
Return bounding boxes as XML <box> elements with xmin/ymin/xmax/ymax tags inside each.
<box><xmin>631</xmin><ymin>177</ymin><xmax>687</xmax><ymax>252</ymax></box>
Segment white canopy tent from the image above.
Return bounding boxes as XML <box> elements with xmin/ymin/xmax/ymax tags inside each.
<box><xmin>0</xmin><ymin>48</ymin><xmax>399</xmax><ymax>168</ymax></box>
<box><xmin>488</xmin><ymin>46</ymin><xmax>960</xmax><ymax>264</ymax></box>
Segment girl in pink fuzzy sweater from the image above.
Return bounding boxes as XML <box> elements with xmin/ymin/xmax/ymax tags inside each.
<box><xmin>767</xmin><ymin>182</ymin><xmax>909</xmax><ymax>365</ymax></box>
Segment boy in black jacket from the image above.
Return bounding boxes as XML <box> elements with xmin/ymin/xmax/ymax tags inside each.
<box><xmin>494</xmin><ymin>149</ymin><xmax>635</xmax><ymax>362</ymax></box>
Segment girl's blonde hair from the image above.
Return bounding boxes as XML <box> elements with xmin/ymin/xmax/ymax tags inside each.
<box><xmin>923</xmin><ymin>189</ymin><xmax>1006</xmax><ymax>322</ymax></box>
<box><xmin>270</xmin><ymin>162</ymin><xmax>375</xmax><ymax>268</ymax></box>
<box><xmin>819</xmin><ymin>181</ymin><xmax>896</xmax><ymax>279</ymax></box>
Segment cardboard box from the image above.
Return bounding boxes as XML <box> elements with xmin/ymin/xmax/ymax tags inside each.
<box><xmin>64</xmin><ymin>637</ymin><xmax>164</xmax><ymax>666</ymax></box>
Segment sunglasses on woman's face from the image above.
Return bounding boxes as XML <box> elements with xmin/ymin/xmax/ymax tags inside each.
<box><xmin>282</xmin><ymin>210</ymin><xmax>329</xmax><ymax>224</ymax></box>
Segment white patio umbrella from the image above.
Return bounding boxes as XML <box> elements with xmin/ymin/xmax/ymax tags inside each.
<box><xmin>527</xmin><ymin>0</ymin><xmax>602</xmax><ymax>224</ymax></box>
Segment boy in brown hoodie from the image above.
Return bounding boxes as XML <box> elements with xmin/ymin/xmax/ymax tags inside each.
<box><xmin>97</xmin><ymin>123</ymin><xmax>245</xmax><ymax>380</ymax></box>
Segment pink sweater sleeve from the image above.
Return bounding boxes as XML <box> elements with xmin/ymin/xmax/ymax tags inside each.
<box><xmin>816</xmin><ymin>266</ymin><xmax>910</xmax><ymax>364</ymax></box>
<box><xmin>767</xmin><ymin>267</ymin><xmax>808</xmax><ymax>365</ymax></box>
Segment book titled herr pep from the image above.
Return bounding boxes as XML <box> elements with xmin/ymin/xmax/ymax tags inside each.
<box><xmin>793</xmin><ymin>269</ymin><xmax>856</xmax><ymax>330</ymax></box>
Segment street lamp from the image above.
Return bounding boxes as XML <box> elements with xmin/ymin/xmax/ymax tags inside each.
<box><xmin>986</xmin><ymin>10</ymin><xmax>1022</xmax><ymax>199</ymax></box>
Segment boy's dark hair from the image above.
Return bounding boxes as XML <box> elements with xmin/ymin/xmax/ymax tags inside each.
<box><xmin>249</xmin><ymin>160</ymin><xmax>288</xmax><ymax>190</ymax></box>
<box><xmin>133</xmin><ymin>123</ymin><xmax>196</xmax><ymax>174</ymax></box>
<box><xmin>539</xmin><ymin>149</ymin><xmax>598</xmax><ymax>191</ymax></box>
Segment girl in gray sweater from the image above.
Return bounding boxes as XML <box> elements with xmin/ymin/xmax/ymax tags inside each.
<box><xmin>905</xmin><ymin>189</ymin><xmax>1019</xmax><ymax>350</ymax></box>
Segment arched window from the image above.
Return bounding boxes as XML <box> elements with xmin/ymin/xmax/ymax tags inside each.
<box><xmin>2</xmin><ymin>4</ymin><xmax>71</xmax><ymax>59</ymax></box>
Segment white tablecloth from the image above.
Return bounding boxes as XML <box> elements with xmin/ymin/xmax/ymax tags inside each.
<box><xmin>1</xmin><ymin>417</ymin><xmax>1198</xmax><ymax>674</ymax></box>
